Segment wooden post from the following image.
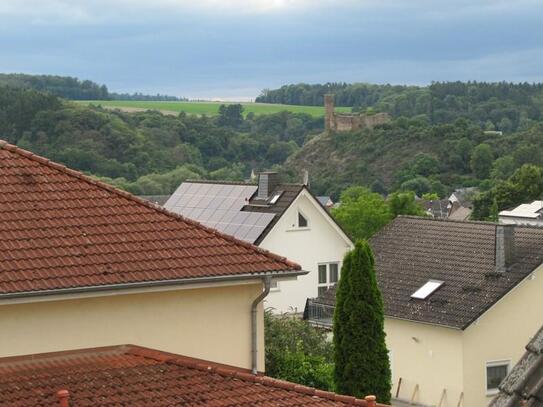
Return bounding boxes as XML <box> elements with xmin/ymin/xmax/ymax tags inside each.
<box><xmin>395</xmin><ymin>377</ymin><xmax>402</xmax><ymax>399</ymax></box>
<box><xmin>457</xmin><ymin>392</ymin><xmax>464</xmax><ymax>407</ymax></box>
<box><xmin>437</xmin><ymin>389</ymin><xmax>446</xmax><ymax>407</ymax></box>
<box><xmin>410</xmin><ymin>384</ymin><xmax>419</xmax><ymax>405</ymax></box>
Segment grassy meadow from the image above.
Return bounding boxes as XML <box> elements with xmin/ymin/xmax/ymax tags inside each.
<box><xmin>75</xmin><ymin>100</ymin><xmax>351</xmax><ymax>117</ymax></box>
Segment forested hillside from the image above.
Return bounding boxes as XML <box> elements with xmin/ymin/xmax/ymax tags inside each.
<box><xmin>2</xmin><ymin>82</ymin><xmax>542</xmax><ymax>220</ymax></box>
<box><xmin>0</xmin><ymin>86</ymin><xmax>320</xmax><ymax>194</ymax></box>
<box><xmin>0</xmin><ymin>73</ymin><xmax>183</xmax><ymax>101</ymax></box>
<box><xmin>0</xmin><ymin>74</ymin><xmax>109</xmax><ymax>100</ymax></box>
<box><xmin>284</xmin><ymin>116</ymin><xmax>543</xmax><ymax>201</ymax></box>
<box><xmin>257</xmin><ymin>82</ymin><xmax>543</xmax><ymax>132</ymax></box>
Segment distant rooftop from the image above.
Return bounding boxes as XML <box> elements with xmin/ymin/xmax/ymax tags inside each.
<box><xmin>500</xmin><ymin>201</ymin><xmax>543</xmax><ymax>219</ymax></box>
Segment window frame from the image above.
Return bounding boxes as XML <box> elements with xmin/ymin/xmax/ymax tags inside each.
<box><xmin>270</xmin><ymin>278</ymin><xmax>280</xmax><ymax>292</ymax></box>
<box><xmin>317</xmin><ymin>262</ymin><xmax>340</xmax><ymax>296</ymax></box>
<box><xmin>297</xmin><ymin>210</ymin><xmax>309</xmax><ymax>229</ymax></box>
<box><xmin>485</xmin><ymin>359</ymin><xmax>511</xmax><ymax>395</ymax></box>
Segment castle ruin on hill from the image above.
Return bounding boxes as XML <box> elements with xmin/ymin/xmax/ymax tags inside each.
<box><xmin>324</xmin><ymin>94</ymin><xmax>391</xmax><ymax>132</ymax></box>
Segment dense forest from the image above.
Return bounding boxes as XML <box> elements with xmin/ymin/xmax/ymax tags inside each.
<box><xmin>1</xmin><ymin>79</ymin><xmax>542</xmax><ymax>220</ymax></box>
<box><xmin>0</xmin><ymin>73</ymin><xmax>183</xmax><ymax>101</ymax></box>
<box><xmin>257</xmin><ymin>82</ymin><xmax>543</xmax><ymax>132</ymax></box>
<box><xmin>0</xmin><ymin>86</ymin><xmax>320</xmax><ymax>195</ymax></box>
<box><xmin>0</xmin><ymin>73</ymin><xmax>109</xmax><ymax>100</ymax></box>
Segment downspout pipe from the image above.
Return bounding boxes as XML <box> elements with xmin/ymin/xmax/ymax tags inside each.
<box><xmin>251</xmin><ymin>276</ymin><xmax>271</xmax><ymax>374</ymax></box>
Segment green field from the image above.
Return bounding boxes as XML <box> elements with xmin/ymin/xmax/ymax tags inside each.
<box><xmin>75</xmin><ymin>100</ymin><xmax>351</xmax><ymax>117</ymax></box>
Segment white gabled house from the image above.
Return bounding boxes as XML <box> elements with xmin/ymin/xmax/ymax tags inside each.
<box><xmin>164</xmin><ymin>172</ymin><xmax>353</xmax><ymax>313</ymax></box>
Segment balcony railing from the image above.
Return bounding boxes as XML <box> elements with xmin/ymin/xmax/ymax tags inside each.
<box><xmin>305</xmin><ymin>300</ymin><xmax>335</xmax><ymax>328</ymax></box>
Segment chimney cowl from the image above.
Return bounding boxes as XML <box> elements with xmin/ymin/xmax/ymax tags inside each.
<box><xmin>495</xmin><ymin>224</ymin><xmax>515</xmax><ymax>272</ymax></box>
<box><xmin>257</xmin><ymin>172</ymin><xmax>279</xmax><ymax>200</ymax></box>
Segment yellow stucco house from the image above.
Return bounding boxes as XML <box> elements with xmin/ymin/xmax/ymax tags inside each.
<box><xmin>0</xmin><ymin>140</ymin><xmax>306</xmax><ymax>374</ymax></box>
<box><xmin>307</xmin><ymin>216</ymin><xmax>543</xmax><ymax>407</ymax></box>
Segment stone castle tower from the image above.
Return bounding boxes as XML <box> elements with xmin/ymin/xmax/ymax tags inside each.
<box><xmin>324</xmin><ymin>93</ymin><xmax>391</xmax><ymax>132</ymax></box>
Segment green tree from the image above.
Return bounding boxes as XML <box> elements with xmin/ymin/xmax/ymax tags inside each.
<box><xmin>265</xmin><ymin>311</ymin><xmax>334</xmax><ymax>391</ymax></box>
<box><xmin>400</xmin><ymin>176</ymin><xmax>432</xmax><ymax>196</ymax></box>
<box><xmin>472</xmin><ymin>165</ymin><xmax>543</xmax><ymax>220</ymax></box>
<box><xmin>217</xmin><ymin>104</ymin><xmax>244</xmax><ymax>128</ymax></box>
<box><xmin>491</xmin><ymin>156</ymin><xmax>516</xmax><ymax>180</ymax></box>
<box><xmin>333</xmin><ymin>241</ymin><xmax>391</xmax><ymax>403</ymax></box>
<box><xmin>470</xmin><ymin>143</ymin><xmax>494</xmax><ymax>179</ymax></box>
<box><xmin>331</xmin><ymin>187</ymin><xmax>391</xmax><ymax>240</ymax></box>
<box><xmin>388</xmin><ymin>191</ymin><xmax>425</xmax><ymax>217</ymax></box>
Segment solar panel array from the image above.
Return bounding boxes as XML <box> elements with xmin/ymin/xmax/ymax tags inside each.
<box><xmin>164</xmin><ymin>182</ymin><xmax>276</xmax><ymax>243</ymax></box>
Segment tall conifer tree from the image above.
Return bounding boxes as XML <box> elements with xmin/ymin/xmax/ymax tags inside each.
<box><xmin>333</xmin><ymin>240</ymin><xmax>391</xmax><ymax>404</ymax></box>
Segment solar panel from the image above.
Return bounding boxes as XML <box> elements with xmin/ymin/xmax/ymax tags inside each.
<box><xmin>164</xmin><ymin>182</ymin><xmax>272</xmax><ymax>243</ymax></box>
<box><xmin>411</xmin><ymin>280</ymin><xmax>444</xmax><ymax>300</ymax></box>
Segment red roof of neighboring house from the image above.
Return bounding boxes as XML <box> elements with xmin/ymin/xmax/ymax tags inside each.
<box><xmin>0</xmin><ymin>345</ymin><xmax>385</xmax><ymax>406</ymax></box>
<box><xmin>0</xmin><ymin>141</ymin><xmax>300</xmax><ymax>296</ymax></box>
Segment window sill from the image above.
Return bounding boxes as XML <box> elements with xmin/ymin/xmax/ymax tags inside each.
<box><xmin>486</xmin><ymin>389</ymin><xmax>499</xmax><ymax>397</ymax></box>
<box><xmin>287</xmin><ymin>227</ymin><xmax>311</xmax><ymax>232</ymax></box>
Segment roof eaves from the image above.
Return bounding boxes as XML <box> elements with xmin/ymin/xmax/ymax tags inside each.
<box><xmin>0</xmin><ymin>269</ymin><xmax>309</xmax><ymax>301</ymax></box>
<box><xmin>0</xmin><ymin>140</ymin><xmax>301</xmax><ymax>272</ymax></box>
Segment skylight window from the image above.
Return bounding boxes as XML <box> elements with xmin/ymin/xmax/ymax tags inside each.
<box><xmin>411</xmin><ymin>280</ymin><xmax>444</xmax><ymax>300</ymax></box>
<box><xmin>269</xmin><ymin>191</ymin><xmax>283</xmax><ymax>204</ymax></box>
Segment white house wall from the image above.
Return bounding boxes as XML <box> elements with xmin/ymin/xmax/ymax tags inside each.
<box><xmin>260</xmin><ymin>191</ymin><xmax>352</xmax><ymax>314</ymax></box>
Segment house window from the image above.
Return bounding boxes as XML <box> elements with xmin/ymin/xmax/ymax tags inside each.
<box><xmin>486</xmin><ymin>361</ymin><xmax>510</xmax><ymax>394</ymax></box>
<box><xmin>318</xmin><ymin>262</ymin><xmax>340</xmax><ymax>296</ymax></box>
<box><xmin>270</xmin><ymin>279</ymin><xmax>279</xmax><ymax>291</ymax></box>
<box><xmin>298</xmin><ymin>212</ymin><xmax>308</xmax><ymax>228</ymax></box>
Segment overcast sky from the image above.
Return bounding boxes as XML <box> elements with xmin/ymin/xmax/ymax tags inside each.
<box><xmin>1</xmin><ymin>0</ymin><xmax>542</xmax><ymax>100</ymax></box>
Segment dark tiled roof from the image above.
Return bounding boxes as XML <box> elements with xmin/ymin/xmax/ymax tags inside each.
<box><xmin>419</xmin><ymin>199</ymin><xmax>449</xmax><ymax>219</ymax></box>
<box><xmin>0</xmin><ymin>345</ymin><xmax>386</xmax><ymax>406</ymax></box>
<box><xmin>309</xmin><ymin>216</ymin><xmax>543</xmax><ymax>329</ymax></box>
<box><xmin>244</xmin><ymin>183</ymin><xmax>305</xmax><ymax>244</ymax></box>
<box><xmin>0</xmin><ymin>141</ymin><xmax>300</xmax><ymax>296</ymax></box>
<box><xmin>490</xmin><ymin>326</ymin><xmax>543</xmax><ymax>406</ymax></box>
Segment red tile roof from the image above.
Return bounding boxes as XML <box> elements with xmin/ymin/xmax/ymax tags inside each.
<box><xmin>0</xmin><ymin>141</ymin><xmax>301</xmax><ymax>296</ymax></box>
<box><xmin>0</xmin><ymin>345</ymin><xmax>386</xmax><ymax>406</ymax></box>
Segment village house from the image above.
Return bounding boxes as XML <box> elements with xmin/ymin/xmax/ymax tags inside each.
<box><xmin>0</xmin><ymin>140</ymin><xmax>305</xmax><ymax>374</ymax></box>
<box><xmin>164</xmin><ymin>172</ymin><xmax>353</xmax><ymax>314</ymax></box>
<box><xmin>306</xmin><ymin>216</ymin><xmax>543</xmax><ymax>407</ymax></box>
<box><xmin>499</xmin><ymin>200</ymin><xmax>543</xmax><ymax>226</ymax></box>
<box><xmin>0</xmin><ymin>344</ymin><xmax>390</xmax><ymax>406</ymax></box>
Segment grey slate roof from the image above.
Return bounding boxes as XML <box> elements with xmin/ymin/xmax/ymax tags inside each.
<box><xmin>309</xmin><ymin>216</ymin><xmax>543</xmax><ymax>329</ymax></box>
<box><xmin>490</xmin><ymin>326</ymin><xmax>543</xmax><ymax>406</ymax></box>
<box><xmin>164</xmin><ymin>181</ymin><xmax>305</xmax><ymax>244</ymax></box>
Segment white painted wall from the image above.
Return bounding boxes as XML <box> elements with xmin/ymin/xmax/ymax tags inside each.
<box><xmin>260</xmin><ymin>190</ymin><xmax>353</xmax><ymax>314</ymax></box>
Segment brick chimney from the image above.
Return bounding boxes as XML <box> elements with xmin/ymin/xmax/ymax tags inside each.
<box><xmin>57</xmin><ymin>389</ymin><xmax>69</xmax><ymax>407</ymax></box>
<box><xmin>257</xmin><ymin>172</ymin><xmax>279</xmax><ymax>200</ymax></box>
<box><xmin>495</xmin><ymin>224</ymin><xmax>515</xmax><ymax>272</ymax></box>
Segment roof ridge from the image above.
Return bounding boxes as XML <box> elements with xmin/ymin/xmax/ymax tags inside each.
<box><xmin>396</xmin><ymin>214</ymin><xmax>497</xmax><ymax>227</ymax></box>
<box><xmin>397</xmin><ymin>214</ymin><xmax>543</xmax><ymax>230</ymax></box>
<box><xmin>0</xmin><ymin>140</ymin><xmax>300</xmax><ymax>271</ymax></box>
